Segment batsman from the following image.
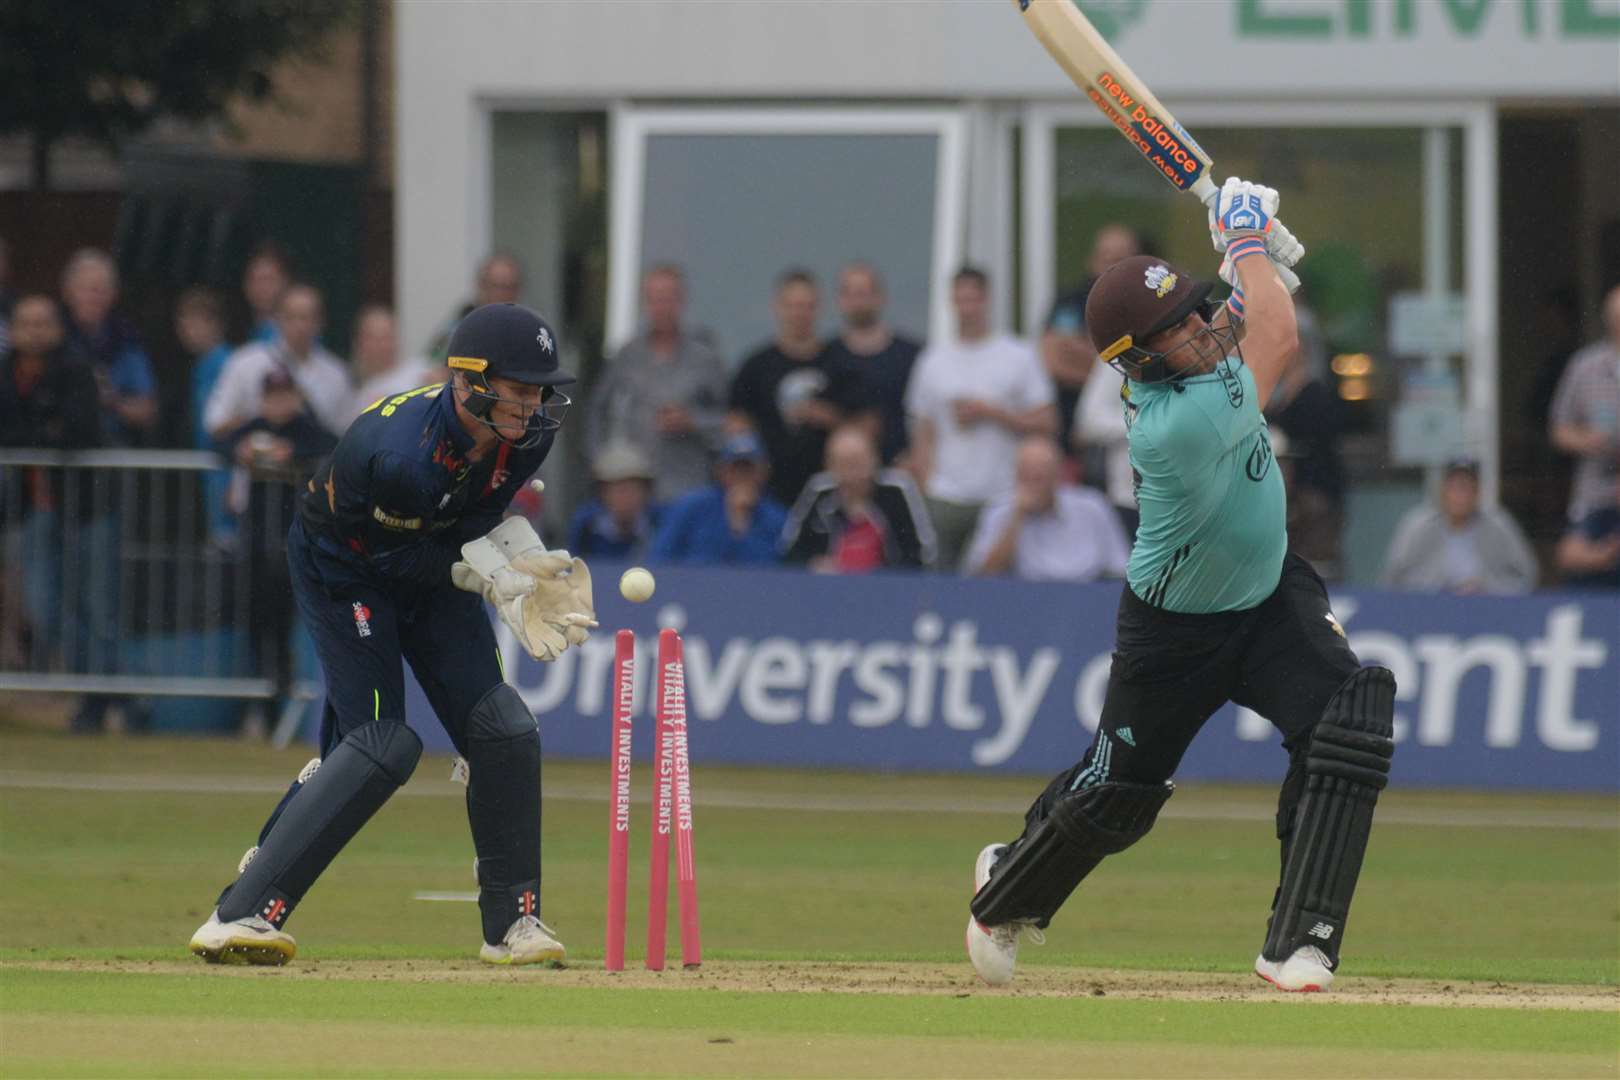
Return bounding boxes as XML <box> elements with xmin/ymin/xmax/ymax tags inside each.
<box><xmin>967</xmin><ymin>179</ymin><xmax>1396</xmax><ymax>993</ymax></box>
<box><xmin>190</xmin><ymin>303</ymin><xmax>597</xmax><ymax>967</ymax></box>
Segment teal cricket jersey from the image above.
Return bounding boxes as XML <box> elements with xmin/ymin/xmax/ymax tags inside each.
<box><xmin>1122</xmin><ymin>358</ymin><xmax>1286</xmax><ymax>613</ymax></box>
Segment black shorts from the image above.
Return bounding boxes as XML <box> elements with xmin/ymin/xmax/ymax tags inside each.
<box><xmin>1082</xmin><ymin>552</ymin><xmax>1361</xmax><ymax>788</ymax></box>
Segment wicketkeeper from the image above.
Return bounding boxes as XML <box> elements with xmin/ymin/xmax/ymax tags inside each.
<box><xmin>190</xmin><ymin>303</ymin><xmax>596</xmax><ymax>967</ymax></box>
<box><xmin>967</xmin><ymin>179</ymin><xmax>1396</xmax><ymax>993</ymax></box>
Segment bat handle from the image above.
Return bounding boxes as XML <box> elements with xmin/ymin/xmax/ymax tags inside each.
<box><xmin>1191</xmin><ymin>175</ymin><xmax>1219</xmax><ymax>207</ymax></box>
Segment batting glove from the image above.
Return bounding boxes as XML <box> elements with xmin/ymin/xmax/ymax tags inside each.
<box><xmin>1208</xmin><ymin>177</ymin><xmax>1280</xmax><ymax>250</ymax></box>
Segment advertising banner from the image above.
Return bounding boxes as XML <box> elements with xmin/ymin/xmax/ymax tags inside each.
<box><xmin>399</xmin><ymin>564</ymin><xmax>1618</xmax><ymax>791</ymax></box>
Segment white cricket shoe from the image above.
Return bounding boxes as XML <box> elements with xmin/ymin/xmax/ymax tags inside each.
<box><xmin>189</xmin><ymin>909</ymin><xmax>296</xmax><ymax>966</ymax></box>
<box><xmin>965</xmin><ymin>843</ymin><xmax>1044</xmax><ymax>986</ymax></box>
<box><xmin>480</xmin><ymin>915</ymin><xmax>566</xmax><ymax>967</ymax></box>
<box><xmin>1255</xmin><ymin>945</ymin><xmax>1335</xmax><ymax>992</ymax></box>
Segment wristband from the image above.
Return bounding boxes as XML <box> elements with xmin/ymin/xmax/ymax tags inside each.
<box><xmin>1225</xmin><ymin>236</ymin><xmax>1268</xmax><ymax>264</ymax></box>
<box><xmin>1225</xmin><ymin>282</ymin><xmax>1247</xmax><ymax>320</ymax></box>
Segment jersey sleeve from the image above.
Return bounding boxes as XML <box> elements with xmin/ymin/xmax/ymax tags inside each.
<box><xmin>360</xmin><ymin>449</ymin><xmax>466</xmax><ymax>585</ymax></box>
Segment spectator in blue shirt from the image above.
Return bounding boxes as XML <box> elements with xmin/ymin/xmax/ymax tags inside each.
<box><xmin>177</xmin><ymin>287</ymin><xmax>235</xmax><ymax>539</ymax></box>
<box><xmin>567</xmin><ymin>442</ymin><xmax>664</xmax><ymax>561</ymax></box>
<box><xmin>60</xmin><ymin>248</ymin><xmax>157</xmax><ymax>446</ymax></box>
<box><xmin>178</xmin><ymin>288</ymin><xmax>231</xmax><ymax>448</ymax></box>
<box><xmin>652</xmin><ymin>431</ymin><xmax>786</xmax><ymax>566</ymax></box>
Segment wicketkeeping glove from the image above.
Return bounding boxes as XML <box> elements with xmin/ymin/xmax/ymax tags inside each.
<box><xmin>451</xmin><ymin>517</ymin><xmax>597</xmax><ymax>662</ymax></box>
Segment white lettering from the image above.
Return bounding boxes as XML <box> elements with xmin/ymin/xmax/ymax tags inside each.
<box><xmin>574</xmin><ymin>635</ymin><xmax>615</xmax><ymax>716</ymax></box>
<box><xmin>940</xmin><ymin>622</ymin><xmax>988</xmax><ymax>731</ymax></box>
<box><xmin>850</xmin><ymin>644</ymin><xmax>905</xmax><ymax>727</ymax></box>
<box><xmin>805</xmin><ymin>641</ymin><xmax>860</xmax><ymax>725</ymax></box>
<box><xmin>1415</xmin><ymin>634</ymin><xmax>1526</xmax><ymax>747</ymax></box>
<box><xmin>974</xmin><ymin>647</ymin><xmax>1061</xmax><ymax>766</ymax></box>
<box><xmin>682</xmin><ymin>636</ymin><xmax>749</xmax><ymax>720</ymax></box>
<box><xmin>1526</xmin><ymin>604</ymin><xmax>1606</xmax><ymax>751</ymax></box>
<box><xmin>741</xmin><ymin>638</ymin><xmax>807</xmax><ymax>725</ymax></box>
<box><xmin>906</xmin><ymin>614</ymin><xmax>943</xmax><ymax>728</ymax></box>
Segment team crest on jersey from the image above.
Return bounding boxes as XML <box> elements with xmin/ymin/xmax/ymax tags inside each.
<box><xmin>1144</xmin><ymin>264</ymin><xmax>1178</xmax><ymax>298</ymax></box>
<box><xmin>1246</xmin><ymin>430</ymin><xmax>1274</xmax><ymax>482</ymax></box>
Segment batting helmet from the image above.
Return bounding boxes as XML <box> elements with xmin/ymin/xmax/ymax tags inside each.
<box><xmin>1085</xmin><ymin>255</ymin><xmax>1223</xmax><ymax>384</ymax></box>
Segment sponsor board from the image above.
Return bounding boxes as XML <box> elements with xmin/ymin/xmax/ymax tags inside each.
<box><xmin>389</xmin><ymin>565</ymin><xmax>1617</xmax><ymax>791</ymax></box>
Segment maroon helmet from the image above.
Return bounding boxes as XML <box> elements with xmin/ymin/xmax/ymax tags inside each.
<box><xmin>1085</xmin><ymin>255</ymin><xmax>1230</xmax><ymax>384</ymax></box>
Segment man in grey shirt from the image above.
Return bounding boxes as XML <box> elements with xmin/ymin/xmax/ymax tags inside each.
<box><xmin>1549</xmin><ymin>285</ymin><xmax>1620</xmax><ymax>524</ymax></box>
<box><xmin>1381</xmin><ymin>458</ymin><xmax>1537</xmax><ymax>594</ymax></box>
<box><xmin>588</xmin><ymin>264</ymin><xmax>728</xmax><ymax>502</ymax></box>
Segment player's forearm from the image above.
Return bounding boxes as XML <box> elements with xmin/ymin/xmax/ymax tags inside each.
<box><xmin>1230</xmin><ymin>242</ymin><xmax>1298</xmax><ymax>404</ymax></box>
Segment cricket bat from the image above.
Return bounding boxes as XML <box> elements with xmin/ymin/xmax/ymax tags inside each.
<box><xmin>1015</xmin><ymin>0</ymin><xmax>1219</xmax><ymax>206</ymax></box>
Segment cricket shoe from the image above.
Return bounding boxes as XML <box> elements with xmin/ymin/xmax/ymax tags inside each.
<box><xmin>965</xmin><ymin>843</ymin><xmax>1043</xmax><ymax>986</ymax></box>
<box><xmin>480</xmin><ymin>915</ymin><xmax>566</xmax><ymax>967</ymax></box>
<box><xmin>189</xmin><ymin>909</ymin><xmax>296</xmax><ymax>966</ymax></box>
<box><xmin>1254</xmin><ymin>945</ymin><xmax>1334</xmax><ymax>992</ymax></box>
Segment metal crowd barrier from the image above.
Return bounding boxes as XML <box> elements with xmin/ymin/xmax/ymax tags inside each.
<box><xmin>0</xmin><ymin>450</ymin><xmax>301</xmax><ymax>709</ymax></box>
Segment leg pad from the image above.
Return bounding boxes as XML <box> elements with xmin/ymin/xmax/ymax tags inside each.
<box><xmin>464</xmin><ymin>683</ymin><xmax>544</xmax><ymax>945</ymax></box>
<box><xmin>218</xmin><ymin>721</ymin><xmax>421</xmax><ymax>926</ymax></box>
<box><xmin>1263</xmin><ymin>667</ymin><xmax>1395</xmax><ymax>967</ymax></box>
<box><xmin>970</xmin><ymin>780</ymin><xmax>1173</xmax><ymax>929</ymax></box>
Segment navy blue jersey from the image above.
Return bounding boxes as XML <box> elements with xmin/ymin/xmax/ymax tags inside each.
<box><xmin>299</xmin><ymin>382</ymin><xmax>554</xmax><ymax>586</ymax></box>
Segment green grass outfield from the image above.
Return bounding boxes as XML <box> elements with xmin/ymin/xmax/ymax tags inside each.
<box><xmin>1</xmin><ymin>731</ymin><xmax>1615</xmax><ymax>1077</ymax></box>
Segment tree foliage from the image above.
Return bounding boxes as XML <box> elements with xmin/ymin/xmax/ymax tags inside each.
<box><xmin>0</xmin><ymin>0</ymin><xmax>362</xmax><ymax>187</ymax></box>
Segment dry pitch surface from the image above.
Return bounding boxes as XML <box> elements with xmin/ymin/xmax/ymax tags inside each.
<box><xmin>12</xmin><ymin>957</ymin><xmax>1619</xmax><ymax>1010</ymax></box>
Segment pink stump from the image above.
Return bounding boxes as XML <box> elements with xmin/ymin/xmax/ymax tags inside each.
<box><xmin>604</xmin><ymin>630</ymin><xmax>634</xmax><ymax>971</ymax></box>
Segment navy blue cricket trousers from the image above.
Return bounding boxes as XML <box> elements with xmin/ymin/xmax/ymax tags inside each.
<box><xmin>285</xmin><ymin>516</ymin><xmax>505</xmax><ymax>757</ymax></box>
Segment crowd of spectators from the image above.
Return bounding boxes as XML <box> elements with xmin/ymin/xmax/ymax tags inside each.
<box><xmin>2</xmin><ymin>229</ymin><xmax>1617</xmax><ymax>727</ymax></box>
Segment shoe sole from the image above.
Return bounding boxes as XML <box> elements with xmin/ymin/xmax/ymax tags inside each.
<box><xmin>1254</xmin><ymin>968</ymin><xmax>1323</xmax><ymax>993</ymax></box>
<box><xmin>190</xmin><ymin>938</ymin><xmax>295</xmax><ymax>966</ymax></box>
<box><xmin>480</xmin><ymin>947</ymin><xmax>567</xmax><ymax>967</ymax></box>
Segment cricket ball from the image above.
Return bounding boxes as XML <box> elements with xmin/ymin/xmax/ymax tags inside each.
<box><xmin>619</xmin><ymin>567</ymin><xmax>656</xmax><ymax>603</ymax></box>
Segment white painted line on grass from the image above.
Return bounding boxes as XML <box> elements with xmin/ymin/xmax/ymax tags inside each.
<box><xmin>0</xmin><ymin>770</ymin><xmax>1613</xmax><ymax>830</ymax></box>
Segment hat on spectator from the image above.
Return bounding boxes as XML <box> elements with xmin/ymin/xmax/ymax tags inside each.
<box><xmin>1443</xmin><ymin>456</ymin><xmax>1480</xmax><ymax>478</ymax></box>
<box><xmin>717</xmin><ymin>431</ymin><xmax>766</xmax><ymax>464</ymax></box>
<box><xmin>593</xmin><ymin>442</ymin><xmax>654</xmax><ymax>483</ymax></box>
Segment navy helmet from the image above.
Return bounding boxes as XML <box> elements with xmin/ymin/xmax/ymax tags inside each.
<box><xmin>446</xmin><ymin>303</ymin><xmax>574</xmax><ymax>446</ymax></box>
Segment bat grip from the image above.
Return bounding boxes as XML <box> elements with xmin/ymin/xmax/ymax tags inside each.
<box><xmin>1191</xmin><ymin>175</ymin><xmax>1218</xmax><ymax>206</ymax></box>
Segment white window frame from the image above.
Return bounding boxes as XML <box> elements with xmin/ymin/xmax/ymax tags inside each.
<box><xmin>607</xmin><ymin>105</ymin><xmax>969</xmax><ymax>352</ymax></box>
<box><xmin>1019</xmin><ymin>100</ymin><xmax>1499</xmax><ymax>499</ymax></box>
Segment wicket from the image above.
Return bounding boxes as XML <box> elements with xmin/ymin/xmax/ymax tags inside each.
<box><xmin>605</xmin><ymin>628</ymin><xmax>701</xmax><ymax>971</ymax></box>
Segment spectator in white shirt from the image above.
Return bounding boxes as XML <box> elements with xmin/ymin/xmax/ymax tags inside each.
<box><xmin>342</xmin><ymin>305</ymin><xmax>441</xmax><ymax>426</ymax></box>
<box><xmin>205</xmin><ymin>283</ymin><xmax>351</xmax><ymax>440</ymax></box>
<box><xmin>906</xmin><ymin>267</ymin><xmax>1056</xmax><ymax>572</ymax></box>
<box><xmin>967</xmin><ymin>437</ymin><xmax>1129</xmax><ymax>582</ymax></box>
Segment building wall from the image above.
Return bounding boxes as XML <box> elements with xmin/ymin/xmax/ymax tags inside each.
<box><xmin>394</xmin><ymin>0</ymin><xmax>1619</xmax><ymax>352</ymax></box>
